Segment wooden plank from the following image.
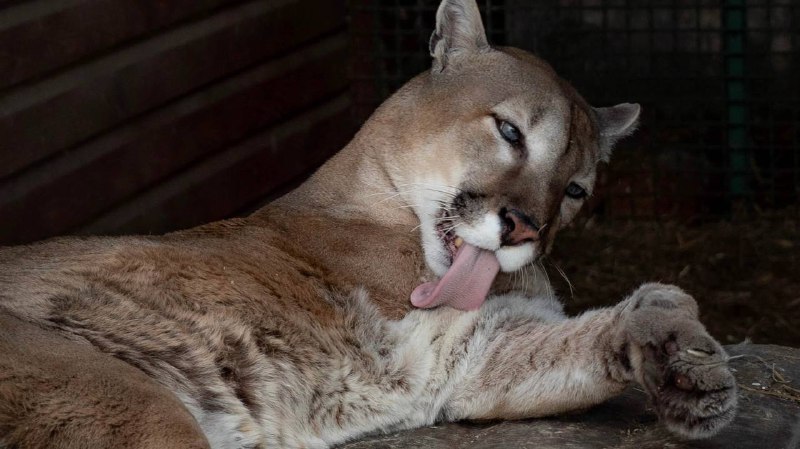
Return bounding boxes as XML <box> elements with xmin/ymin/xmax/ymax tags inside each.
<box><xmin>77</xmin><ymin>94</ymin><xmax>353</xmax><ymax>237</ymax></box>
<box><xmin>0</xmin><ymin>0</ymin><xmax>346</xmax><ymax>179</ymax></box>
<box><xmin>0</xmin><ymin>0</ymin><xmax>244</xmax><ymax>90</ymax></box>
<box><xmin>0</xmin><ymin>35</ymin><xmax>349</xmax><ymax>245</ymax></box>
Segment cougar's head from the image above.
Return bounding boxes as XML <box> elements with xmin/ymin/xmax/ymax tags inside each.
<box><xmin>377</xmin><ymin>0</ymin><xmax>640</xmax><ymax>311</ymax></box>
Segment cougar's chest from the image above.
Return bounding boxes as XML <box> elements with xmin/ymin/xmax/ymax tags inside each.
<box><xmin>264</xmin><ymin>213</ymin><xmax>430</xmax><ymax>320</ymax></box>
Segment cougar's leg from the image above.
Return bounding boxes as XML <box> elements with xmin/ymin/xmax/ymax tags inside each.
<box><xmin>438</xmin><ymin>294</ymin><xmax>631</xmax><ymax>421</ymax></box>
<box><xmin>0</xmin><ymin>311</ymin><xmax>210</xmax><ymax>449</ymax></box>
<box><xmin>439</xmin><ymin>285</ymin><xmax>735</xmax><ymax>438</ymax></box>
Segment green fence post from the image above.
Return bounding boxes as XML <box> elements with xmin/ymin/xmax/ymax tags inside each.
<box><xmin>724</xmin><ymin>0</ymin><xmax>749</xmax><ymax>204</ymax></box>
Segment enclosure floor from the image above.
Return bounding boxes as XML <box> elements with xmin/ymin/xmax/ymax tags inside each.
<box><xmin>340</xmin><ymin>344</ymin><xmax>800</xmax><ymax>449</ymax></box>
<box><xmin>548</xmin><ymin>207</ymin><xmax>799</xmax><ymax>347</ymax></box>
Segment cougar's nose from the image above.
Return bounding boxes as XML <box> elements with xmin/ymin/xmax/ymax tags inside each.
<box><xmin>500</xmin><ymin>208</ymin><xmax>542</xmax><ymax>245</ymax></box>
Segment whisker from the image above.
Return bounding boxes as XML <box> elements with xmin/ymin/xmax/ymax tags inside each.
<box><xmin>519</xmin><ymin>266</ymin><xmax>536</xmax><ymax>291</ymax></box>
<box><xmin>548</xmin><ymin>259</ymin><xmax>574</xmax><ymax>300</ymax></box>
<box><xmin>439</xmin><ymin>224</ymin><xmax>461</xmax><ymax>234</ymax></box>
<box><xmin>363</xmin><ymin>183</ymin><xmax>460</xmax><ymax>216</ymax></box>
<box><xmin>364</xmin><ymin>187</ymin><xmax>449</xmax><ymax>201</ymax></box>
<box><xmin>537</xmin><ymin>260</ymin><xmax>555</xmax><ymax>301</ymax></box>
<box><xmin>369</xmin><ymin>192</ymin><xmax>407</xmax><ymax>207</ymax></box>
<box><xmin>513</xmin><ymin>268</ymin><xmax>520</xmax><ymax>291</ymax></box>
<box><xmin>394</xmin><ymin>182</ymin><xmax>460</xmax><ymax>194</ymax></box>
<box><xmin>363</xmin><ymin>190</ymin><xmax>400</xmax><ymax>198</ymax></box>
<box><xmin>519</xmin><ymin>264</ymin><xmax>533</xmax><ymax>293</ymax></box>
<box><xmin>392</xmin><ymin>184</ymin><xmax>460</xmax><ymax>200</ymax></box>
<box><xmin>432</xmin><ymin>215</ymin><xmax>461</xmax><ymax>223</ymax></box>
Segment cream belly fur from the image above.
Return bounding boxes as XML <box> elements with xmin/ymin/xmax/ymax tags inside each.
<box><xmin>0</xmin><ymin>1</ymin><xmax>736</xmax><ymax>448</ymax></box>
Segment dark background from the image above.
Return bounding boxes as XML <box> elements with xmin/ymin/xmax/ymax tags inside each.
<box><xmin>350</xmin><ymin>0</ymin><xmax>799</xmax><ymax>221</ymax></box>
<box><xmin>0</xmin><ymin>0</ymin><xmax>354</xmax><ymax>244</ymax></box>
<box><xmin>347</xmin><ymin>0</ymin><xmax>799</xmax><ymax>346</ymax></box>
<box><xmin>0</xmin><ymin>0</ymin><xmax>797</xmax><ymax>344</ymax></box>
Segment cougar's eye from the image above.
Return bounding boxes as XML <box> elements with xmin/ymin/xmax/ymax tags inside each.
<box><xmin>565</xmin><ymin>182</ymin><xmax>587</xmax><ymax>199</ymax></box>
<box><xmin>496</xmin><ymin>119</ymin><xmax>522</xmax><ymax>145</ymax></box>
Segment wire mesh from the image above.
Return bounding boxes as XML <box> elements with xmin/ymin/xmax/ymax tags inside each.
<box><xmin>348</xmin><ymin>0</ymin><xmax>800</xmax><ymax>221</ymax></box>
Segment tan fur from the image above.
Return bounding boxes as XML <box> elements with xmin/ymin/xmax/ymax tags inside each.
<box><xmin>0</xmin><ymin>313</ymin><xmax>209</xmax><ymax>449</ymax></box>
<box><xmin>0</xmin><ymin>2</ymin><xmax>734</xmax><ymax>448</ymax></box>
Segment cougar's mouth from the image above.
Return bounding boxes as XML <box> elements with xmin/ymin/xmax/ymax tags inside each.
<box><xmin>434</xmin><ymin>210</ymin><xmax>463</xmax><ymax>264</ymax></box>
<box><xmin>411</xmin><ymin>209</ymin><xmax>501</xmax><ymax>311</ymax></box>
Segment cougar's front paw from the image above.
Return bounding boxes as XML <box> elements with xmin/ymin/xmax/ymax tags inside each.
<box><xmin>620</xmin><ymin>283</ymin><xmax>737</xmax><ymax>439</ymax></box>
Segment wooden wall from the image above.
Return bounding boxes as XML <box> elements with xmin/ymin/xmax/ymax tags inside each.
<box><xmin>0</xmin><ymin>0</ymin><xmax>355</xmax><ymax>245</ymax></box>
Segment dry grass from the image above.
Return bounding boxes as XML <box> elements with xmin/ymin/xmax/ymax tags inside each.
<box><xmin>730</xmin><ymin>353</ymin><xmax>800</xmax><ymax>403</ymax></box>
<box><xmin>547</xmin><ymin>207</ymin><xmax>800</xmax><ymax>347</ymax></box>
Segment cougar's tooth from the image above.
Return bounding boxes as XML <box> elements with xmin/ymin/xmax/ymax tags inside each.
<box><xmin>454</xmin><ymin>237</ymin><xmax>463</xmax><ymax>248</ymax></box>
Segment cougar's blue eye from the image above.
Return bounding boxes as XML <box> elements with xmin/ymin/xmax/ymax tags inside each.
<box><xmin>497</xmin><ymin>119</ymin><xmax>522</xmax><ymax>145</ymax></box>
<box><xmin>565</xmin><ymin>182</ymin><xmax>587</xmax><ymax>199</ymax></box>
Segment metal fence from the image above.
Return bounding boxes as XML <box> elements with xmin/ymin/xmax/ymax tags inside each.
<box><xmin>348</xmin><ymin>0</ymin><xmax>799</xmax><ymax>221</ymax></box>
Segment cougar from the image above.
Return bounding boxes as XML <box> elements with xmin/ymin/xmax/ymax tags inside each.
<box><xmin>0</xmin><ymin>1</ymin><xmax>736</xmax><ymax>448</ymax></box>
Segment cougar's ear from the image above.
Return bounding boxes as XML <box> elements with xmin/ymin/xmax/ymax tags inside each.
<box><xmin>593</xmin><ymin>103</ymin><xmax>641</xmax><ymax>162</ymax></box>
<box><xmin>429</xmin><ymin>0</ymin><xmax>490</xmax><ymax>72</ymax></box>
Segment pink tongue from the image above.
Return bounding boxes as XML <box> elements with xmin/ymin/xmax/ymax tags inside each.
<box><xmin>411</xmin><ymin>243</ymin><xmax>500</xmax><ymax>311</ymax></box>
